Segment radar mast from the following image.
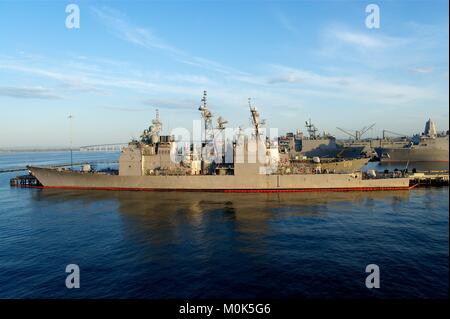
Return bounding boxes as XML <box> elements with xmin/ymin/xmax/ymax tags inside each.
<box><xmin>305</xmin><ymin>119</ymin><xmax>318</xmax><ymax>139</ymax></box>
<box><xmin>248</xmin><ymin>98</ymin><xmax>265</xmax><ymax>139</ymax></box>
<box><xmin>198</xmin><ymin>91</ymin><xmax>213</xmax><ymax>144</ymax></box>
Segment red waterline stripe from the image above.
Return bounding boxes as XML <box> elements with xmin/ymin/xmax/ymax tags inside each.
<box><xmin>15</xmin><ymin>184</ymin><xmax>415</xmax><ymax>192</ymax></box>
<box><xmin>381</xmin><ymin>160</ymin><xmax>449</xmax><ymax>163</ymax></box>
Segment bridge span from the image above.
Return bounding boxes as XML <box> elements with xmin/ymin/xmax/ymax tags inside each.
<box><xmin>79</xmin><ymin>143</ymin><xmax>128</xmax><ymax>152</ymax></box>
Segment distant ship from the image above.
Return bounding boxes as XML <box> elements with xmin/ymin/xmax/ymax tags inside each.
<box><xmin>278</xmin><ymin>120</ymin><xmax>341</xmax><ymax>158</ymax></box>
<box><xmin>278</xmin><ymin>120</ymin><xmax>373</xmax><ymax>159</ymax></box>
<box><xmin>375</xmin><ymin>119</ymin><xmax>449</xmax><ymax>162</ymax></box>
<box><xmin>28</xmin><ymin>92</ymin><xmax>412</xmax><ymax>192</ymax></box>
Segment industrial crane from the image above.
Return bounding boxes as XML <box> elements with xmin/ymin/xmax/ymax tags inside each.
<box><xmin>336</xmin><ymin>123</ymin><xmax>376</xmax><ymax>140</ymax></box>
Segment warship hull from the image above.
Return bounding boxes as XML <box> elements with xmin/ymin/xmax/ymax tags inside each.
<box><xmin>28</xmin><ymin>166</ymin><xmax>412</xmax><ymax>192</ymax></box>
<box><xmin>314</xmin><ymin>157</ymin><xmax>370</xmax><ymax>174</ymax></box>
<box><xmin>376</xmin><ymin>147</ymin><xmax>449</xmax><ymax>162</ymax></box>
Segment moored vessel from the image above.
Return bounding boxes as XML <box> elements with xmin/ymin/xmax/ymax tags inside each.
<box><xmin>375</xmin><ymin>119</ymin><xmax>449</xmax><ymax>162</ymax></box>
<box><xmin>28</xmin><ymin>93</ymin><xmax>412</xmax><ymax>192</ymax></box>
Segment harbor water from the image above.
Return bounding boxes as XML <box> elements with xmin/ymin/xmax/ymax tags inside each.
<box><xmin>0</xmin><ymin>151</ymin><xmax>448</xmax><ymax>298</ymax></box>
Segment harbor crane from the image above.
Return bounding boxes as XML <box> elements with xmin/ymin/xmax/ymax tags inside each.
<box><xmin>336</xmin><ymin>123</ymin><xmax>376</xmax><ymax>140</ymax></box>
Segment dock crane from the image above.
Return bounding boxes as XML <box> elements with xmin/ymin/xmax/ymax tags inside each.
<box><xmin>336</xmin><ymin>123</ymin><xmax>376</xmax><ymax>140</ymax></box>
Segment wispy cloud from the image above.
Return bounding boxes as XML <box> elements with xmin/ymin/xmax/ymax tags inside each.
<box><xmin>142</xmin><ymin>98</ymin><xmax>196</xmax><ymax>110</ymax></box>
<box><xmin>99</xmin><ymin>106</ymin><xmax>149</xmax><ymax>112</ymax></box>
<box><xmin>0</xmin><ymin>61</ymin><xmax>104</xmax><ymax>93</ymax></box>
<box><xmin>164</xmin><ymin>74</ymin><xmax>212</xmax><ymax>85</ymax></box>
<box><xmin>315</xmin><ymin>25</ymin><xmax>412</xmax><ymax>68</ymax></box>
<box><xmin>92</xmin><ymin>7</ymin><xmax>181</xmax><ymax>55</ymax></box>
<box><xmin>91</xmin><ymin>6</ymin><xmax>248</xmax><ymax>79</ymax></box>
<box><xmin>326</xmin><ymin>27</ymin><xmax>409</xmax><ymax>51</ymax></box>
<box><xmin>266</xmin><ymin>64</ymin><xmax>440</xmax><ymax>103</ymax></box>
<box><xmin>316</xmin><ymin>22</ymin><xmax>446</xmax><ymax>73</ymax></box>
<box><xmin>411</xmin><ymin>67</ymin><xmax>433</xmax><ymax>74</ymax></box>
<box><xmin>333</xmin><ymin>30</ymin><xmax>387</xmax><ymax>49</ymax></box>
<box><xmin>0</xmin><ymin>86</ymin><xmax>62</xmax><ymax>99</ymax></box>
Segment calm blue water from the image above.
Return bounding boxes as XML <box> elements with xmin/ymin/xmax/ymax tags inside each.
<box><xmin>0</xmin><ymin>151</ymin><xmax>448</xmax><ymax>298</ymax></box>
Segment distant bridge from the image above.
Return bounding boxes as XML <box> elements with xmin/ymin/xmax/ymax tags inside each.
<box><xmin>79</xmin><ymin>143</ymin><xmax>128</xmax><ymax>152</ymax></box>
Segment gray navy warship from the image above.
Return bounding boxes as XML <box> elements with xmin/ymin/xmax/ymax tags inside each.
<box><xmin>28</xmin><ymin>92</ymin><xmax>412</xmax><ymax>192</ymax></box>
<box><xmin>375</xmin><ymin>119</ymin><xmax>449</xmax><ymax>162</ymax></box>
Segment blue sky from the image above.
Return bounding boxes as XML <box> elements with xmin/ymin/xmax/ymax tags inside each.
<box><xmin>0</xmin><ymin>0</ymin><xmax>448</xmax><ymax>147</ymax></box>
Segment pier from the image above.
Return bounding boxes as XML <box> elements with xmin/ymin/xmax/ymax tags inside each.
<box><xmin>10</xmin><ymin>175</ymin><xmax>42</xmax><ymax>188</ymax></box>
<box><xmin>0</xmin><ymin>160</ymin><xmax>118</xmax><ymax>174</ymax></box>
<box><xmin>408</xmin><ymin>171</ymin><xmax>449</xmax><ymax>187</ymax></box>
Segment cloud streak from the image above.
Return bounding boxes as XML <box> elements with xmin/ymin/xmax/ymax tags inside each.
<box><xmin>91</xmin><ymin>6</ymin><xmax>249</xmax><ymax>79</ymax></box>
<box><xmin>334</xmin><ymin>30</ymin><xmax>386</xmax><ymax>49</ymax></box>
<box><xmin>326</xmin><ymin>27</ymin><xmax>410</xmax><ymax>51</ymax></box>
<box><xmin>92</xmin><ymin>7</ymin><xmax>181</xmax><ymax>55</ymax></box>
<box><xmin>0</xmin><ymin>86</ymin><xmax>62</xmax><ymax>99</ymax></box>
<box><xmin>266</xmin><ymin>64</ymin><xmax>440</xmax><ymax>103</ymax></box>
<box><xmin>142</xmin><ymin>98</ymin><xmax>196</xmax><ymax>110</ymax></box>
<box><xmin>411</xmin><ymin>67</ymin><xmax>433</xmax><ymax>74</ymax></box>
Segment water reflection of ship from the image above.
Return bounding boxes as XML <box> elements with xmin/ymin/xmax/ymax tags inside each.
<box><xmin>32</xmin><ymin>188</ymin><xmax>412</xmax><ymax>218</ymax></box>
<box><xmin>28</xmin><ymin>188</ymin><xmax>411</xmax><ymax>253</ymax></box>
